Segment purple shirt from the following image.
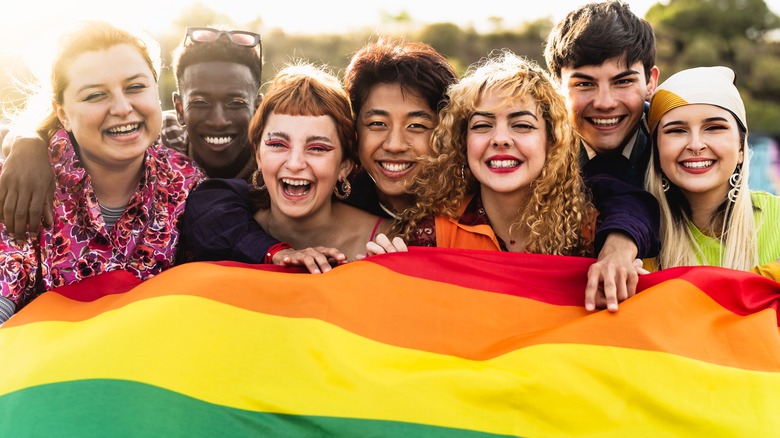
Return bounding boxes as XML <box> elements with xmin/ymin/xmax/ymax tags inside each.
<box><xmin>177</xmin><ymin>178</ymin><xmax>280</xmax><ymax>264</ymax></box>
<box><xmin>0</xmin><ymin>129</ymin><xmax>204</xmax><ymax>308</ymax></box>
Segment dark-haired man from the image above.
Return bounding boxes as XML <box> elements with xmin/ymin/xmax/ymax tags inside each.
<box><xmin>545</xmin><ymin>0</ymin><xmax>661</xmax><ymax>310</ymax></box>
<box><xmin>161</xmin><ymin>28</ymin><xmax>288</xmax><ymax>264</ymax></box>
<box><xmin>545</xmin><ymin>0</ymin><xmax>660</xmax><ymax>186</ymax></box>
<box><xmin>164</xmin><ymin>27</ymin><xmax>263</xmax><ymax>180</ymax></box>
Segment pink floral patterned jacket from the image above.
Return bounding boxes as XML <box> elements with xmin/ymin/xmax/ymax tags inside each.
<box><xmin>0</xmin><ymin>129</ymin><xmax>204</xmax><ymax>309</ymax></box>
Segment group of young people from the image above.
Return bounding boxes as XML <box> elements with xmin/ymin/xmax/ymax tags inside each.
<box><xmin>0</xmin><ymin>0</ymin><xmax>778</xmax><ymax>325</ymax></box>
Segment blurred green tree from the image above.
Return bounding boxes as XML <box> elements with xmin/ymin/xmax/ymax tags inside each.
<box><xmin>646</xmin><ymin>0</ymin><xmax>780</xmax><ymax>134</ymax></box>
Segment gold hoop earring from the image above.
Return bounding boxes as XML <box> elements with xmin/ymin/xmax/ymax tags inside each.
<box><xmin>333</xmin><ymin>178</ymin><xmax>351</xmax><ymax>200</ymax></box>
<box><xmin>661</xmin><ymin>173</ymin><xmax>670</xmax><ymax>193</ymax></box>
<box><xmin>251</xmin><ymin>169</ymin><xmax>266</xmax><ymax>191</ymax></box>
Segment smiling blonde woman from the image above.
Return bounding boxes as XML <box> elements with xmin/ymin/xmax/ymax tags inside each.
<box><xmin>645</xmin><ymin>66</ymin><xmax>780</xmax><ymax>276</ymax></box>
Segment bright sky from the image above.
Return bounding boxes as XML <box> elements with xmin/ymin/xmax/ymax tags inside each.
<box><xmin>5</xmin><ymin>0</ymin><xmax>663</xmax><ymax>40</ymax></box>
<box><xmin>4</xmin><ymin>0</ymin><xmax>761</xmax><ymax>46</ymax></box>
<box><xmin>3</xmin><ymin>0</ymin><xmax>780</xmax><ymax>59</ymax></box>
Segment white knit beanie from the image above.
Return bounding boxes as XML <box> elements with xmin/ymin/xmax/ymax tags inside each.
<box><xmin>648</xmin><ymin>66</ymin><xmax>747</xmax><ymax>135</ymax></box>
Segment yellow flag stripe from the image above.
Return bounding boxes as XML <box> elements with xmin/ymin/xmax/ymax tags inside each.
<box><xmin>2</xmin><ymin>295</ymin><xmax>779</xmax><ymax>436</ymax></box>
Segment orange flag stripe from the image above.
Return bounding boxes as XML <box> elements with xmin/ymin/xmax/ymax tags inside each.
<box><xmin>5</xmin><ymin>260</ymin><xmax>780</xmax><ymax>371</ymax></box>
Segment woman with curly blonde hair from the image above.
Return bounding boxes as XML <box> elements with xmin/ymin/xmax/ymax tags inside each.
<box><xmin>393</xmin><ymin>50</ymin><xmax>595</xmax><ymax>256</ymax></box>
<box><xmin>369</xmin><ymin>50</ymin><xmax>654</xmax><ymax>311</ymax></box>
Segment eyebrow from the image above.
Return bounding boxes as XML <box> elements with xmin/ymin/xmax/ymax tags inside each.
<box><xmin>408</xmin><ymin>110</ymin><xmax>434</xmax><ymax>120</ymax></box>
<box><xmin>362</xmin><ymin>108</ymin><xmax>434</xmax><ymax>120</ymax></box>
<box><xmin>188</xmin><ymin>89</ymin><xmax>251</xmax><ymax>98</ymax></box>
<box><xmin>568</xmin><ymin>69</ymin><xmax>640</xmax><ymax>82</ymax></box>
<box><xmin>661</xmin><ymin>116</ymin><xmax>731</xmax><ymax>129</ymax></box>
<box><xmin>509</xmin><ymin>110</ymin><xmax>538</xmax><ymax>120</ymax></box>
<box><xmin>363</xmin><ymin>109</ymin><xmax>389</xmax><ymax>118</ymax></box>
<box><xmin>470</xmin><ymin>110</ymin><xmax>538</xmax><ymax>121</ymax></box>
<box><xmin>266</xmin><ymin>131</ymin><xmax>290</xmax><ymax>141</ymax></box>
<box><xmin>267</xmin><ymin>132</ymin><xmax>333</xmax><ymax>144</ymax></box>
<box><xmin>306</xmin><ymin>135</ymin><xmax>334</xmax><ymax>144</ymax></box>
<box><xmin>76</xmin><ymin>73</ymin><xmax>150</xmax><ymax>94</ymax></box>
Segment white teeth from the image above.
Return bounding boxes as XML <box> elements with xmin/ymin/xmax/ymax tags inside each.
<box><xmin>281</xmin><ymin>178</ymin><xmax>310</xmax><ymax>186</ymax></box>
<box><xmin>682</xmin><ymin>160</ymin><xmax>714</xmax><ymax>169</ymax></box>
<box><xmin>107</xmin><ymin>123</ymin><xmax>139</xmax><ymax>134</ymax></box>
<box><xmin>204</xmin><ymin>136</ymin><xmax>233</xmax><ymax>145</ymax></box>
<box><xmin>591</xmin><ymin>117</ymin><xmax>620</xmax><ymax>126</ymax></box>
<box><xmin>488</xmin><ymin>159</ymin><xmax>520</xmax><ymax>168</ymax></box>
<box><xmin>281</xmin><ymin>178</ymin><xmax>311</xmax><ymax>197</ymax></box>
<box><xmin>379</xmin><ymin>162</ymin><xmax>412</xmax><ymax>172</ymax></box>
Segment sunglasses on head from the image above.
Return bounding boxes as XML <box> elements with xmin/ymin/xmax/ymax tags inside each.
<box><xmin>185</xmin><ymin>27</ymin><xmax>262</xmax><ymax>48</ymax></box>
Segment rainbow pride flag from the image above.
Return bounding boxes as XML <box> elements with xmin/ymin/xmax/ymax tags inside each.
<box><xmin>1</xmin><ymin>247</ymin><xmax>779</xmax><ymax>437</ymax></box>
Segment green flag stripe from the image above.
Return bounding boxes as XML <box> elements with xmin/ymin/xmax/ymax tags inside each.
<box><xmin>0</xmin><ymin>379</ymin><xmax>518</xmax><ymax>438</ymax></box>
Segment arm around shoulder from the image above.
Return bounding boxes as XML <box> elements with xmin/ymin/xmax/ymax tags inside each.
<box><xmin>0</xmin><ymin>133</ymin><xmax>55</xmax><ymax>241</ymax></box>
<box><xmin>177</xmin><ymin>179</ymin><xmax>280</xmax><ymax>264</ymax></box>
<box><xmin>587</xmin><ymin>174</ymin><xmax>660</xmax><ymax>258</ymax></box>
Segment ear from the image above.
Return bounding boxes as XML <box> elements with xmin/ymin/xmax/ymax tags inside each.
<box><xmin>254</xmin><ymin>93</ymin><xmax>263</xmax><ymax>111</ymax></box>
<box><xmin>645</xmin><ymin>66</ymin><xmax>660</xmax><ymax>101</ymax></box>
<box><xmin>254</xmin><ymin>151</ymin><xmax>262</xmax><ymax>170</ymax></box>
<box><xmin>173</xmin><ymin>92</ymin><xmax>186</xmax><ymax>126</ymax></box>
<box><xmin>338</xmin><ymin>159</ymin><xmax>356</xmax><ymax>181</ymax></box>
<box><xmin>54</xmin><ymin>101</ymin><xmax>71</xmax><ymax>132</ymax></box>
<box><xmin>738</xmin><ymin>148</ymin><xmax>744</xmax><ymax>165</ymax></box>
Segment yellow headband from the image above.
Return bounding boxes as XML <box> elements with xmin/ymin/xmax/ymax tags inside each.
<box><xmin>648</xmin><ymin>66</ymin><xmax>746</xmax><ymax>134</ymax></box>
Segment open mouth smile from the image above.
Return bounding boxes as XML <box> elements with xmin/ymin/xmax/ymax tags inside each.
<box><xmin>377</xmin><ymin>161</ymin><xmax>414</xmax><ymax>175</ymax></box>
<box><xmin>587</xmin><ymin>116</ymin><xmax>625</xmax><ymax>127</ymax></box>
<box><xmin>680</xmin><ymin>160</ymin><xmax>714</xmax><ymax>169</ymax></box>
<box><xmin>106</xmin><ymin>123</ymin><xmax>141</xmax><ymax>136</ymax></box>
<box><xmin>204</xmin><ymin>135</ymin><xmax>235</xmax><ymax>145</ymax></box>
<box><xmin>487</xmin><ymin>159</ymin><xmax>521</xmax><ymax>169</ymax></box>
<box><xmin>281</xmin><ymin>178</ymin><xmax>312</xmax><ymax>197</ymax></box>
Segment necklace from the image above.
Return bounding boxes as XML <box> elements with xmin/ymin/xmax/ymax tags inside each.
<box><xmin>504</xmin><ymin>231</ymin><xmax>521</xmax><ymax>247</ymax></box>
<box><xmin>378</xmin><ymin>202</ymin><xmax>400</xmax><ymax>220</ymax></box>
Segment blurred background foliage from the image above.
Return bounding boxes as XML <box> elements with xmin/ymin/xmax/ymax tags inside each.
<box><xmin>2</xmin><ymin>0</ymin><xmax>779</xmax><ymax>134</ymax></box>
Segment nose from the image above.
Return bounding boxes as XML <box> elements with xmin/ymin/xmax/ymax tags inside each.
<box><xmin>592</xmin><ymin>87</ymin><xmax>618</xmax><ymax>110</ymax></box>
<box><xmin>383</xmin><ymin>126</ymin><xmax>410</xmax><ymax>153</ymax></box>
<box><xmin>109</xmin><ymin>94</ymin><xmax>133</xmax><ymax>117</ymax></box>
<box><xmin>687</xmin><ymin>131</ymin><xmax>706</xmax><ymax>155</ymax></box>
<box><xmin>285</xmin><ymin>147</ymin><xmax>307</xmax><ymax>172</ymax></box>
<box><xmin>205</xmin><ymin>104</ymin><xmax>230</xmax><ymax>128</ymax></box>
<box><xmin>491</xmin><ymin>125</ymin><xmax>513</xmax><ymax>148</ymax></box>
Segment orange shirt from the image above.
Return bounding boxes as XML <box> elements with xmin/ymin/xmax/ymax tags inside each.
<box><xmin>424</xmin><ymin>194</ymin><xmax>595</xmax><ymax>254</ymax></box>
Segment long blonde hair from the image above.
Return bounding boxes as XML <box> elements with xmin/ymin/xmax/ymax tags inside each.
<box><xmin>399</xmin><ymin>50</ymin><xmax>594</xmax><ymax>256</ymax></box>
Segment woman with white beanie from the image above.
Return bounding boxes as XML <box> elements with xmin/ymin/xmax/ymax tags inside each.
<box><xmin>644</xmin><ymin>66</ymin><xmax>780</xmax><ymax>277</ymax></box>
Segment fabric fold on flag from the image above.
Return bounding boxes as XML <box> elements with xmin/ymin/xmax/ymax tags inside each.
<box><xmin>1</xmin><ymin>247</ymin><xmax>779</xmax><ymax>437</ymax></box>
